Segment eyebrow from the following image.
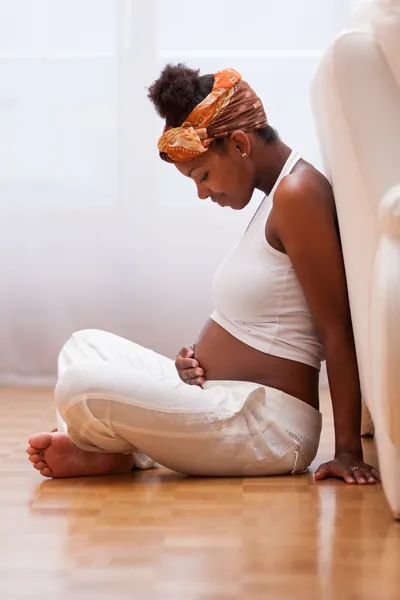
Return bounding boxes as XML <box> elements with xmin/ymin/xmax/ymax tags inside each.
<box><xmin>187</xmin><ymin>167</ymin><xmax>201</xmax><ymax>179</ymax></box>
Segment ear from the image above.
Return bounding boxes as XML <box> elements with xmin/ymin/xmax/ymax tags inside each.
<box><xmin>229</xmin><ymin>130</ymin><xmax>251</xmax><ymax>159</ymax></box>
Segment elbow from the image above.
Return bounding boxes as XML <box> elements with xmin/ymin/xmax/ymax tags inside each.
<box><xmin>319</xmin><ymin>321</ymin><xmax>355</xmax><ymax>352</ymax></box>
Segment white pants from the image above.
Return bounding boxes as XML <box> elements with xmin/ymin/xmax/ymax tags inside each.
<box><xmin>55</xmin><ymin>330</ymin><xmax>322</xmax><ymax>477</ymax></box>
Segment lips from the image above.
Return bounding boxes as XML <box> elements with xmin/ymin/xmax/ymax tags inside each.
<box><xmin>211</xmin><ymin>194</ymin><xmax>225</xmax><ymax>205</ymax></box>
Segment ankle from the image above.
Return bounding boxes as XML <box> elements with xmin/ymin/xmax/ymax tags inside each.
<box><xmin>106</xmin><ymin>452</ymin><xmax>135</xmax><ymax>474</ymax></box>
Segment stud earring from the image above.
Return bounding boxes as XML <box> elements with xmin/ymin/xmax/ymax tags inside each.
<box><xmin>242</xmin><ymin>153</ymin><xmax>247</xmax><ymax>158</ymax></box>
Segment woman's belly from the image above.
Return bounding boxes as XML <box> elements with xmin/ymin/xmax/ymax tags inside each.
<box><xmin>194</xmin><ymin>319</ymin><xmax>320</xmax><ymax>409</ymax></box>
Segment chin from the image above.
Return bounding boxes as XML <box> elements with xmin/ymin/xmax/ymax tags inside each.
<box><xmin>223</xmin><ymin>201</ymin><xmax>238</xmax><ymax>210</ymax></box>
<box><xmin>219</xmin><ymin>192</ymin><xmax>249</xmax><ymax>210</ymax></box>
<box><xmin>240</xmin><ymin>191</ymin><xmax>254</xmax><ymax>210</ymax></box>
<box><xmin>221</xmin><ymin>196</ymin><xmax>244</xmax><ymax>210</ymax></box>
<box><xmin>234</xmin><ymin>197</ymin><xmax>251</xmax><ymax>211</ymax></box>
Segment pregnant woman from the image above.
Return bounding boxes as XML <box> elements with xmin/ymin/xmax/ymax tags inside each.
<box><xmin>27</xmin><ymin>65</ymin><xmax>380</xmax><ymax>485</ymax></box>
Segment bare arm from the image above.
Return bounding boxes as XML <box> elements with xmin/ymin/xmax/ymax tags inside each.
<box><xmin>272</xmin><ymin>172</ymin><xmax>379</xmax><ymax>483</ymax></box>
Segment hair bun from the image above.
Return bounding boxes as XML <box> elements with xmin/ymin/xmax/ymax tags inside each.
<box><xmin>148</xmin><ymin>63</ymin><xmax>201</xmax><ymax>126</ymax></box>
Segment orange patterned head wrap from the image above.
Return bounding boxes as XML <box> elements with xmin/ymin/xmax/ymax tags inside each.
<box><xmin>157</xmin><ymin>68</ymin><xmax>268</xmax><ymax>163</ymax></box>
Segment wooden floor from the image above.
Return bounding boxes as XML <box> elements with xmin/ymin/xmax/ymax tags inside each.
<box><xmin>1</xmin><ymin>388</ymin><xmax>399</xmax><ymax>600</ymax></box>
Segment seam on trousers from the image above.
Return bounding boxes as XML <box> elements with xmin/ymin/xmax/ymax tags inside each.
<box><xmin>59</xmin><ymin>392</ymin><xmax>236</xmax><ymax>418</ymax></box>
<box><xmin>286</xmin><ymin>428</ymin><xmax>316</xmax><ymax>445</ymax></box>
<box><xmin>243</xmin><ymin>443</ymin><xmax>297</xmax><ymax>470</ymax></box>
<box><xmin>291</xmin><ymin>449</ymin><xmax>301</xmax><ymax>474</ymax></box>
<box><xmin>109</xmin><ymin>423</ymin><xmax>237</xmax><ymax>439</ymax></box>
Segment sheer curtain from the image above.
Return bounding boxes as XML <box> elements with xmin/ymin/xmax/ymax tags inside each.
<box><xmin>0</xmin><ymin>0</ymin><xmax>358</xmax><ymax>385</ymax></box>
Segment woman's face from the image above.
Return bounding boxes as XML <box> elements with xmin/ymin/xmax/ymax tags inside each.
<box><xmin>175</xmin><ymin>134</ymin><xmax>255</xmax><ymax>210</ymax></box>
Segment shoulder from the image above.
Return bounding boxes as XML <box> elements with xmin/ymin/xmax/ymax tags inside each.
<box><xmin>271</xmin><ymin>162</ymin><xmax>338</xmax><ymax>243</ymax></box>
<box><xmin>274</xmin><ymin>161</ymin><xmax>335</xmax><ymax>219</ymax></box>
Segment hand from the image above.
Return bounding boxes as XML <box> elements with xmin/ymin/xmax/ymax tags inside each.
<box><xmin>175</xmin><ymin>345</ymin><xmax>205</xmax><ymax>386</ymax></box>
<box><xmin>314</xmin><ymin>452</ymin><xmax>381</xmax><ymax>484</ymax></box>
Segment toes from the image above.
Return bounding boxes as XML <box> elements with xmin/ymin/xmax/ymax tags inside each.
<box><xmin>40</xmin><ymin>467</ymin><xmax>53</xmax><ymax>478</ymax></box>
<box><xmin>29</xmin><ymin>454</ymin><xmax>44</xmax><ymax>464</ymax></box>
<box><xmin>28</xmin><ymin>433</ymin><xmax>52</xmax><ymax>451</ymax></box>
<box><xmin>33</xmin><ymin>461</ymin><xmax>47</xmax><ymax>471</ymax></box>
<box><xmin>26</xmin><ymin>446</ymin><xmax>41</xmax><ymax>456</ymax></box>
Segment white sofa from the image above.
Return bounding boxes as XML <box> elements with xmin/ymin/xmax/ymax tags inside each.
<box><xmin>311</xmin><ymin>0</ymin><xmax>400</xmax><ymax>519</ymax></box>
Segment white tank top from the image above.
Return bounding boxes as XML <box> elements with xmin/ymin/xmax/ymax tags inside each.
<box><xmin>210</xmin><ymin>150</ymin><xmax>325</xmax><ymax>370</ymax></box>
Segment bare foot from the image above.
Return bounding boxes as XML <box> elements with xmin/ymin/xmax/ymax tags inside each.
<box><xmin>27</xmin><ymin>432</ymin><xmax>135</xmax><ymax>478</ymax></box>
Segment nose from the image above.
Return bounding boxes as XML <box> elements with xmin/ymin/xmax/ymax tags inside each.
<box><xmin>196</xmin><ymin>182</ymin><xmax>210</xmax><ymax>201</ymax></box>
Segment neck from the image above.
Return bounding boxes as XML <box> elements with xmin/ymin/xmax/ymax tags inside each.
<box><xmin>252</xmin><ymin>139</ymin><xmax>293</xmax><ymax>195</ymax></box>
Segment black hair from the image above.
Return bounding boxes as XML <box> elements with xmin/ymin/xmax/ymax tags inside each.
<box><xmin>147</xmin><ymin>63</ymin><xmax>278</xmax><ymax>146</ymax></box>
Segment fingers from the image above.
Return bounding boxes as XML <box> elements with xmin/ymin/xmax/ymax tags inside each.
<box><xmin>315</xmin><ymin>462</ymin><xmax>356</xmax><ymax>484</ymax></box>
<box><xmin>359</xmin><ymin>468</ymin><xmax>376</xmax><ymax>484</ymax></box>
<box><xmin>315</xmin><ymin>460</ymin><xmax>381</xmax><ymax>485</ymax></box>
<box><xmin>360</xmin><ymin>466</ymin><xmax>380</xmax><ymax>484</ymax></box>
<box><xmin>314</xmin><ymin>463</ymin><xmax>331</xmax><ymax>481</ymax></box>
<box><xmin>352</xmin><ymin>468</ymin><xmax>368</xmax><ymax>485</ymax></box>
<box><xmin>176</xmin><ymin>357</ymin><xmax>199</xmax><ymax>370</ymax></box>
<box><xmin>180</xmin><ymin>367</ymin><xmax>204</xmax><ymax>382</ymax></box>
<box><xmin>338</xmin><ymin>463</ymin><xmax>357</xmax><ymax>483</ymax></box>
<box><xmin>365</xmin><ymin>472</ymin><xmax>377</xmax><ymax>484</ymax></box>
<box><xmin>344</xmin><ymin>467</ymin><xmax>380</xmax><ymax>485</ymax></box>
<box><xmin>342</xmin><ymin>470</ymin><xmax>357</xmax><ymax>484</ymax></box>
<box><xmin>371</xmin><ymin>468</ymin><xmax>381</xmax><ymax>483</ymax></box>
<box><xmin>177</xmin><ymin>371</ymin><xmax>204</xmax><ymax>385</ymax></box>
<box><xmin>179</xmin><ymin>345</ymin><xmax>194</xmax><ymax>359</ymax></box>
<box><xmin>186</xmin><ymin>377</ymin><xmax>205</xmax><ymax>386</ymax></box>
<box><xmin>350</xmin><ymin>464</ymin><xmax>381</xmax><ymax>485</ymax></box>
<box><xmin>175</xmin><ymin>345</ymin><xmax>204</xmax><ymax>385</ymax></box>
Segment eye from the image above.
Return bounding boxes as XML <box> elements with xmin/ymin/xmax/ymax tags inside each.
<box><xmin>200</xmin><ymin>173</ymin><xmax>208</xmax><ymax>183</ymax></box>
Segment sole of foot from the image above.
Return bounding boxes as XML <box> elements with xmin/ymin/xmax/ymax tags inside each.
<box><xmin>27</xmin><ymin>432</ymin><xmax>135</xmax><ymax>478</ymax></box>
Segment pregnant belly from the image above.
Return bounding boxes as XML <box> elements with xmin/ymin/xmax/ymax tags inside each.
<box><xmin>194</xmin><ymin>318</ymin><xmax>320</xmax><ymax>409</ymax></box>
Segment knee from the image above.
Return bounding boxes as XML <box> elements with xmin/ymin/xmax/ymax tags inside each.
<box><xmin>55</xmin><ymin>363</ymin><xmax>95</xmax><ymax>417</ymax></box>
<box><xmin>57</xmin><ymin>329</ymin><xmax>104</xmax><ymax>376</ymax></box>
<box><xmin>55</xmin><ymin>361</ymin><xmax>119</xmax><ymax>418</ymax></box>
<box><xmin>62</xmin><ymin>329</ymin><xmax>103</xmax><ymax>349</ymax></box>
<box><xmin>71</xmin><ymin>328</ymin><xmax>103</xmax><ymax>338</ymax></box>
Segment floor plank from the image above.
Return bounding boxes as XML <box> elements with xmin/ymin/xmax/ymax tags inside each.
<box><xmin>0</xmin><ymin>387</ymin><xmax>399</xmax><ymax>600</ymax></box>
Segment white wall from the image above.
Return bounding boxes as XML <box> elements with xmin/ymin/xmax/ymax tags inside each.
<box><xmin>0</xmin><ymin>0</ymin><xmax>357</xmax><ymax>384</ymax></box>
